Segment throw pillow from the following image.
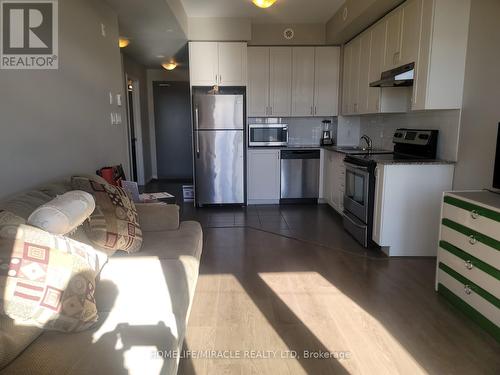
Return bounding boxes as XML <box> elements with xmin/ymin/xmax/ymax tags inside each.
<box><xmin>27</xmin><ymin>191</ymin><xmax>96</xmax><ymax>235</ymax></box>
<box><xmin>0</xmin><ymin>211</ymin><xmax>43</xmax><ymax>370</ymax></box>
<box><xmin>0</xmin><ymin>223</ymin><xmax>106</xmax><ymax>332</ymax></box>
<box><xmin>71</xmin><ymin>177</ymin><xmax>143</xmax><ymax>253</ymax></box>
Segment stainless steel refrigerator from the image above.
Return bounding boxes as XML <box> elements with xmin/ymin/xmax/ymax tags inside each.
<box><xmin>192</xmin><ymin>89</ymin><xmax>245</xmax><ymax>206</ymax></box>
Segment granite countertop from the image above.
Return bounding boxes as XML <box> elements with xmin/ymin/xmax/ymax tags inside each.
<box><xmin>321</xmin><ymin>145</ymin><xmax>392</xmax><ymax>154</ymax></box>
<box><xmin>376</xmin><ymin>159</ymin><xmax>456</xmax><ymax>165</ymax></box>
<box><xmin>249</xmin><ymin>145</ymin><xmax>321</xmax><ymax>150</ymax></box>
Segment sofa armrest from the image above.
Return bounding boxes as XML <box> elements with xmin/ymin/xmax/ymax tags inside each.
<box><xmin>135</xmin><ymin>203</ymin><xmax>180</xmax><ymax>232</ymax></box>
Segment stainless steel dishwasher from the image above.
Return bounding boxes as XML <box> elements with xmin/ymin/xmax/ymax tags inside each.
<box><xmin>280</xmin><ymin>149</ymin><xmax>320</xmax><ymax>202</ymax></box>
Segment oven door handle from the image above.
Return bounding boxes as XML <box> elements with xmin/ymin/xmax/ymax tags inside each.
<box><xmin>343</xmin><ymin>213</ymin><xmax>366</xmax><ymax>229</ymax></box>
<box><xmin>344</xmin><ymin>162</ymin><xmax>369</xmax><ymax>171</ymax></box>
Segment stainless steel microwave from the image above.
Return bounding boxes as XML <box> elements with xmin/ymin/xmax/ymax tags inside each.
<box><xmin>248</xmin><ymin>123</ymin><xmax>288</xmax><ymax>147</ymax></box>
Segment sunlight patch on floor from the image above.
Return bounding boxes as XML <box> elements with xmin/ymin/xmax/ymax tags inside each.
<box><xmin>259</xmin><ymin>271</ymin><xmax>429</xmax><ymax>375</ymax></box>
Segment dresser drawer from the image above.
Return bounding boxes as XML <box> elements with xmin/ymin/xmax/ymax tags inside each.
<box><xmin>438</xmin><ymin>243</ymin><xmax>500</xmax><ymax>298</ymax></box>
<box><xmin>438</xmin><ymin>266</ymin><xmax>500</xmax><ymax>329</ymax></box>
<box><xmin>443</xmin><ymin>196</ymin><xmax>500</xmax><ymax>242</ymax></box>
<box><xmin>441</xmin><ymin>224</ymin><xmax>500</xmax><ymax>270</ymax></box>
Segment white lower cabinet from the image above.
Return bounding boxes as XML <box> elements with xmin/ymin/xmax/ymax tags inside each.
<box><xmin>322</xmin><ymin>150</ymin><xmax>345</xmax><ymax>214</ymax></box>
<box><xmin>247</xmin><ymin>149</ymin><xmax>281</xmax><ymax>204</ymax></box>
<box><xmin>373</xmin><ymin>163</ymin><xmax>454</xmax><ymax>256</ymax></box>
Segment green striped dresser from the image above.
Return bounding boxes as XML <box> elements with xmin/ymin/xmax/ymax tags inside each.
<box><xmin>436</xmin><ymin>191</ymin><xmax>500</xmax><ymax>342</ymax></box>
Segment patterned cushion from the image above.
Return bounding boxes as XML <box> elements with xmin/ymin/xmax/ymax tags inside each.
<box><xmin>71</xmin><ymin>177</ymin><xmax>143</xmax><ymax>253</ymax></box>
<box><xmin>0</xmin><ymin>224</ymin><xmax>106</xmax><ymax>332</ymax></box>
<box><xmin>0</xmin><ymin>210</ymin><xmax>26</xmax><ymax>227</ymax></box>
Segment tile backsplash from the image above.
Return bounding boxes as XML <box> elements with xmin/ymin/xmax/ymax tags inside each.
<box><xmin>248</xmin><ymin>117</ymin><xmax>338</xmax><ymax>146</ymax></box>
<box><xmin>358</xmin><ymin>110</ymin><xmax>461</xmax><ymax>161</ymax></box>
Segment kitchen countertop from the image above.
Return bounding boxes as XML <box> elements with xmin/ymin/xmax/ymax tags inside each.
<box><xmin>321</xmin><ymin>145</ymin><xmax>392</xmax><ymax>154</ymax></box>
<box><xmin>249</xmin><ymin>145</ymin><xmax>321</xmax><ymax>150</ymax></box>
<box><xmin>375</xmin><ymin>159</ymin><xmax>456</xmax><ymax>165</ymax></box>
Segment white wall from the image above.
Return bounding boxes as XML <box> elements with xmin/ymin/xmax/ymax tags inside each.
<box><xmin>0</xmin><ymin>0</ymin><xmax>128</xmax><ymax>200</ymax></box>
<box><xmin>453</xmin><ymin>0</ymin><xmax>500</xmax><ymax>189</ymax></box>
<box><xmin>250</xmin><ymin>23</ymin><xmax>326</xmax><ymax>45</ymax></box>
<box><xmin>188</xmin><ymin>17</ymin><xmax>251</xmax><ymax>41</ymax></box>
<box><xmin>146</xmin><ymin>68</ymin><xmax>190</xmax><ymax>179</ymax></box>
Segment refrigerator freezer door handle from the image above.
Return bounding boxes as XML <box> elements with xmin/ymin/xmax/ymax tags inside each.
<box><xmin>195</xmin><ymin>106</ymin><xmax>200</xmax><ymax>157</ymax></box>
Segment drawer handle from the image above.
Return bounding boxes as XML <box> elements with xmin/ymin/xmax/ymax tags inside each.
<box><xmin>468</xmin><ymin>235</ymin><xmax>477</xmax><ymax>245</ymax></box>
<box><xmin>464</xmin><ymin>285</ymin><xmax>472</xmax><ymax>295</ymax></box>
<box><xmin>465</xmin><ymin>260</ymin><xmax>473</xmax><ymax>270</ymax></box>
<box><xmin>470</xmin><ymin>210</ymin><xmax>479</xmax><ymax>219</ymax></box>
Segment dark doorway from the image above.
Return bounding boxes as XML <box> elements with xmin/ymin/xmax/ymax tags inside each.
<box><xmin>153</xmin><ymin>81</ymin><xmax>193</xmax><ymax>181</ymax></box>
<box><xmin>127</xmin><ymin>81</ymin><xmax>138</xmax><ymax>182</ymax></box>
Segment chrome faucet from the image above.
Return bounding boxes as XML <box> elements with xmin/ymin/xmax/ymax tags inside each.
<box><xmin>360</xmin><ymin>135</ymin><xmax>373</xmax><ymax>151</ymax></box>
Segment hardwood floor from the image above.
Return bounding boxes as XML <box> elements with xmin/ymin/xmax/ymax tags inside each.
<box><xmin>145</xmin><ymin>181</ymin><xmax>500</xmax><ymax>374</ymax></box>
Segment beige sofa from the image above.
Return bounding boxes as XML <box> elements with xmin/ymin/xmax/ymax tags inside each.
<box><xmin>0</xmin><ymin>181</ymin><xmax>203</xmax><ymax>374</ymax></box>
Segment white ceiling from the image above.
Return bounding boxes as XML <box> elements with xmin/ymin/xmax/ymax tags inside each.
<box><xmin>104</xmin><ymin>0</ymin><xmax>188</xmax><ymax>68</ymax></box>
<box><xmin>181</xmin><ymin>0</ymin><xmax>344</xmax><ymax>23</ymax></box>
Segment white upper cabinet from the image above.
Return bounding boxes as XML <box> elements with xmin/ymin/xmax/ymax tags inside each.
<box><xmin>248</xmin><ymin>47</ymin><xmax>270</xmax><ymax>117</ymax></box>
<box><xmin>189</xmin><ymin>42</ymin><xmax>247</xmax><ymax>87</ymax></box>
<box><xmin>383</xmin><ymin>9</ymin><xmax>402</xmax><ymax>71</ymax></box>
<box><xmin>248</xmin><ymin>46</ymin><xmax>339</xmax><ymax>117</ymax></box>
<box><xmin>413</xmin><ymin>0</ymin><xmax>470</xmax><ymax>110</ymax></box>
<box><xmin>341</xmin><ymin>0</ymin><xmax>470</xmax><ymax>114</ymax></box>
<box><xmin>314</xmin><ymin>47</ymin><xmax>340</xmax><ymax>116</ymax></box>
<box><xmin>357</xmin><ymin>31</ymin><xmax>372</xmax><ymax>114</ymax></box>
<box><xmin>189</xmin><ymin>42</ymin><xmax>218</xmax><ymax>86</ymax></box>
<box><xmin>400</xmin><ymin>0</ymin><xmax>423</xmax><ymax>66</ymax></box>
<box><xmin>341</xmin><ymin>43</ymin><xmax>352</xmax><ymax>115</ymax></box>
<box><xmin>218</xmin><ymin>42</ymin><xmax>247</xmax><ymax>86</ymax></box>
<box><xmin>348</xmin><ymin>38</ymin><xmax>361</xmax><ymax>114</ymax></box>
<box><xmin>269</xmin><ymin>47</ymin><xmax>292</xmax><ymax>116</ymax></box>
<box><xmin>291</xmin><ymin>47</ymin><xmax>315</xmax><ymax>116</ymax></box>
<box><xmin>367</xmin><ymin>20</ymin><xmax>386</xmax><ymax>113</ymax></box>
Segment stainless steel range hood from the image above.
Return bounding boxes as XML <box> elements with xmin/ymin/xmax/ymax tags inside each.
<box><xmin>370</xmin><ymin>62</ymin><xmax>415</xmax><ymax>87</ymax></box>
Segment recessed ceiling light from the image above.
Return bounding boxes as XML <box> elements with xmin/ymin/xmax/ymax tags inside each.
<box><xmin>118</xmin><ymin>37</ymin><xmax>130</xmax><ymax>48</ymax></box>
<box><xmin>162</xmin><ymin>62</ymin><xmax>177</xmax><ymax>71</ymax></box>
<box><xmin>252</xmin><ymin>0</ymin><xmax>277</xmax><ymax>8</ymax></box>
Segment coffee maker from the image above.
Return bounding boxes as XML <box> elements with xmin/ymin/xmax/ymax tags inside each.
<box><xmin>320</xmin><ymin>119</ymin><xmax>334</xmax><ymax>146</ymax></box>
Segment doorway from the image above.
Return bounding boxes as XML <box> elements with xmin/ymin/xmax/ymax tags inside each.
<box><xmin>153</xmin><ymin>81</ymin><xmax>193</xmax><ymax>181</ymax></box>
<box><xmin>125</xmin><ymin>76</ymin><xmax>145</xmax><ymax>185</ymax></box>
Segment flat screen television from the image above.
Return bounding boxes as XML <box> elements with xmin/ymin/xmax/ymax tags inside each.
<box><xmin>494</xmin><ymin>123</ymin><xmax>500</xmax><ymax>189</ymax></box>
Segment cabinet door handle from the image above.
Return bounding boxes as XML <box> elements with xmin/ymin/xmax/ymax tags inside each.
<box><xmin>269</xmin><ymin>106</ymin><xmax>272</xmax><ymax>115</ymax></box>
<box><xmin>468</xmin><ymin>235</ymin><xmax>477</xmax><ymax>245</ymax></box>
<box><xmin>465</xmin><ymin>260</ymin><xmax>473</xmax><ymax>270</ymax></box>
<box><xmin>310</xmin><ymin>106</ymin><xmax>313</xmax><ymax>115</ymax></box>
<box><xmin>464</xmin><ymin>284</ymin><xmax>472</xmax><ymax>295</ymax></box>
<box><xmin>470</xmin><ymin>210</ymin><xmax>479</xmax><ymax>219</ymax></box>
<box><xmin>314</xmin><ymin>106</ymin><xmax>317</xmax><ymax>115</ymax></box>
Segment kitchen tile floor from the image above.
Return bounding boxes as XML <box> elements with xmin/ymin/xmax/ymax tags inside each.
<box><xmin>144</xmin><ymin>180</ymin><xmax>500</xmax><ymax>374</ymax></box>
